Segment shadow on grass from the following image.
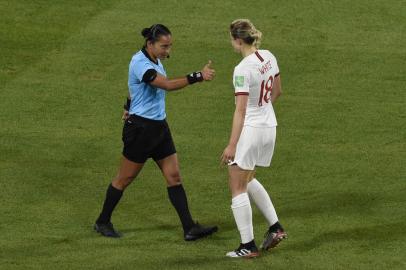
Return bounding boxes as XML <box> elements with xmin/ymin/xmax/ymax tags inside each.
<box><xmin>119</xmin><ymin>223</ymin><xmax>178</xmax><ymax>234</ymax></box>
<box><xmin>118</xmin><ymin>222</ymin><xmax>234</xmax><ymax>241</ymax></box>
<box><xmin>117</xmin><ymin>217</ymin><xmax>235</xmax><ymax>234</ymax></box>
<box><xmin>281</xmin><ymin>191</ymin><xmax>382</xmax><ymax>218</ymax></box>
<box><xmin>160</xmin><ymin>253</ymin><xmax>268</xmax><ymax>269</ymax></box>
<box><xmin>286</xmin><ymin>221</ymin><xmax>405</xmax><ymax>252</ymax></box>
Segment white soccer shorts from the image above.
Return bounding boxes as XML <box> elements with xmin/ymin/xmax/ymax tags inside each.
<box><xmin>230</xmin><ymin>126</ymin><xmax>276</xmax><ymax>170</ymax></box>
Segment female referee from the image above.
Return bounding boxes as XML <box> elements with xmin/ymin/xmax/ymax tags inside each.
<box><xmin>94</xmin><ymin>24</ymin><xmax>218</xmax><ymax>241</ymax></box>
<box><xmin>221</xmin><ymin>19</ymin><xmax>287</xmax><ymax>258</ymax></box>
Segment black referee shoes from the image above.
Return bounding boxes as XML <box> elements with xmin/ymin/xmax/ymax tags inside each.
<box><xmin>94</xmin><ymin>222</ymin><xmax>121</xmax><ymax>238</ymax></box>
<box><xmin>184</xmin><ymin>222</ymin><xmax>218</xmax><ymax>241</ymax></box>
<box><xmin>94</xmin><ymin>221</ymin><xmax>218</xmax><ymax>240</ymax></box>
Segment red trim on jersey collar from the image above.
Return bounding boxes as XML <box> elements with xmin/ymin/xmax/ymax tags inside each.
<box><xmin>255</xmin><ymin>51</ymin><xmax>264</xmax><ymax>62</ymax></box>
<box><xmin>235</xmin><ymin>92</ymin><xmax>249</xmax><ymax>96</ymax></box>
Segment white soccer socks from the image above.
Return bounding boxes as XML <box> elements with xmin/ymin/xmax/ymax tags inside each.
<box><xmin>247</xmin><ymin>178</ymin><xmax>279</xmax><ymax>226</ymax></box>
<box><xmin>231</xmin><ymin>192</ymin><xmax>254</xmax><ymax>244</ymax></box>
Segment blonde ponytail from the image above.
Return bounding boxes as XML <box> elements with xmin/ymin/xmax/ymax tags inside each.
<box><xmin>230</xmin><ymin>19</ymin><xmax>263</xmax><ymax>48</ymax></box>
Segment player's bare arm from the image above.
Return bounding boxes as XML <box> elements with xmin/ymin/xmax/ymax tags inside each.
<box><xmin>221</xmin><ymin>95</ymin><xmax>248</xmax><ymax>164</ymax></box>
<box><xmin>271</xmin><ymin>75</ymin><xmax>282</xmax><ymax>104</ymax></box>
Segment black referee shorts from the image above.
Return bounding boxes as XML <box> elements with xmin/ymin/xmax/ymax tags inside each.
<box><xmin>122</xmin><ymin>114</ymin><xmax>176</xmax><ymax>163</ymax></box>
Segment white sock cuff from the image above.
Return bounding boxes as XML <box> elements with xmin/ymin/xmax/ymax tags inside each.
<box><xmin>231</xmin><ymin>193</ymin><xmax>250</xmax><ymax>209</ymax></box>
<box><xmin>247</xmin><ymin>178</ymin><xmax>263</xmax><ymax>193</ymax></box>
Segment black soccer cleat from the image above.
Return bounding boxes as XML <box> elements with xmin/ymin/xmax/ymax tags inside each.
<box><xmin>184</xmin><ymin>222</ymin><xmax>218</xmax><ymax>241</ymax></box>
<box><xmin>94</xmin><ymin>222</ymin><xmax>121</xmax><ymax>238</ymax></box>
<box><xmin>260</xmin><ymin>228</ymin><xmax>287</xmax><ymax>250</ymax></box>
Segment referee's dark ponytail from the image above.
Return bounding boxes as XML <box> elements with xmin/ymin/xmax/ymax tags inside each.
<box><xmin>141</xmin><ymin>24</ymin><xmax>171</xmax><ymax>44</ymax></box>
<box><xmin>141</xmin><ymin>28</ymin><xmax>151</xmax><ymax>38</ymax></box>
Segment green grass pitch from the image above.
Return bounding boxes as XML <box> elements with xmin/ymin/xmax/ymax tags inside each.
<box><xmin>0</xmin><ymin>0</ymin><xmax>405</xmax><ymax>269</ymax></box>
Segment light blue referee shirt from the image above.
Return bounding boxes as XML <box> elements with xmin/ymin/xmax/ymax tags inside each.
<box><xmin>128</xmin><ymin>48</ymin><xmax>167</xmax><ymax>120</ymax></box>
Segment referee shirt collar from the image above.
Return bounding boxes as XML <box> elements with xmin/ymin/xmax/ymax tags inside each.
<box><xmin>142</xmin><ymin>46</ymin><xmax>158</xmax><ymax>65</ymax></box>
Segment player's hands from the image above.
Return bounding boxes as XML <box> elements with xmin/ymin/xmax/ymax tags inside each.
<box><xmin>122</xmin><ymin>110</ymin><xmax>129</xmax><ymax>121</ymax></box>
<box><xmin>221</xmin><ymin>144</ymin><xmax>236</xmax><ymax>165</ymax></box>
<box><xmin>201</xmin><ymin>60</ymin><xmax>215</xmax><ymax>81</ymax></box>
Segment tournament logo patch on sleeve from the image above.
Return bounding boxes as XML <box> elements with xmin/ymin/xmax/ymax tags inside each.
<box><xmin>234</xmin><ymin>76</ymin><xmax>245</xmax><ymax>88</ymax></box>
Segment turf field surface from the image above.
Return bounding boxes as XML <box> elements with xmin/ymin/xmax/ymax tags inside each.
<box><xmin>1</xmin><ymin>1</ymin><xmax>405</xmax><ymax>269</ymax></box>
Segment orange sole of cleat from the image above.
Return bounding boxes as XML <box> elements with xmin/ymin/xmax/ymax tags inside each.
<box><xmin>268</xmin><ymin>234</ymin><xmax>287</xmax><ymax>249</ymax></box>
<box><xmin>244</xmin><ymin>252</ymin><xmax>260</xmax><ymax>259</ymax></box>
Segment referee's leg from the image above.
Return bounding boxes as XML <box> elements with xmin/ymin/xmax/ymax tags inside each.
<box><xmin>156</xmin><ymin>154</ymin><xmax>194</xmax><ymax>231</ymax></box>
<box><xmin>156</xmin><ymin>153</ymin><xmax>218</xmax><ymax>240</ymax></box>
<box><xmin>112</xmin><ymin>156</ymin><xmax>145</xmax><ymax>190</ymax></box>
<box><xmin>94</xmin><ymin>156</ymin><xmax>144</xmax><ymax>237</ymax></box>
<box><xmin>155</xmin><ymin>153</ymin><xmax>181</xmax><ymax>186</ymax></box>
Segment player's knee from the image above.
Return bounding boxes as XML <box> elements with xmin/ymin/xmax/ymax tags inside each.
<box><xmin>166</xmin><ymin>171</ymin><xmax>182</xmax><ymax>186</ymax></box>
<box><xmin>114</xmin><ymin>174</ymin><xmax>136</xmax><ymax>189</ymax></box>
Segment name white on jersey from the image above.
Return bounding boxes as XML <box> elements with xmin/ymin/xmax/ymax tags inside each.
<box><xmin>233</xmin><ymin>50</ymin><xmax>280</xmax><ymax>128</ymax></box>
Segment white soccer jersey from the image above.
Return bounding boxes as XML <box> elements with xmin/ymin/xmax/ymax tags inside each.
<box><xmin>233</xmin><ymin>49</ymin><xmax>280</xmax><ymax>127</ymax></box>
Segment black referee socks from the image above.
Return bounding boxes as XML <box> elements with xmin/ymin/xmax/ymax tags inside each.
<box><xmin>96</xmin><ymin>183</ymin><xmax>195</xmax><ymax>232</ymax></box>
<box><xmin>96</xmin><ymin>184</ymin><xmax>123</xmax><ymax>224</ymax></box>
<box><xmin>167</xmin><ymin>184</ymin><xmax>195</xmax><ymax>232</ymax></box>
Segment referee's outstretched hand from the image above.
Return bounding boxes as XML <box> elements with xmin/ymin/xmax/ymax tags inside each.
<box><xmin>201</xmin><ymin>60</ymin><xmax>215</xmax><ymax>81</ymax></box>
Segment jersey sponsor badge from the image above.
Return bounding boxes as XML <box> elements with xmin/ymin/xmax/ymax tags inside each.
<box><xmin>234</xmin><ymin>76</ymin><xmax>244</xmax><ymax>88</ymax></box>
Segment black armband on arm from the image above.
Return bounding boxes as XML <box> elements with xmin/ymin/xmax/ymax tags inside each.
<box><xmin>186</xmin><ymin>71</ymin><xmax>204</xmax><ymax>84</ymax></box>
<box><xmin>142</xmin><ymin>69</ymin><xmax>158</xmax><ymax>83</ymax></box>
<box><xmin>124</xmin><ymin>97</ymin><xmax>131</xmax><ymax>111</ymax></box>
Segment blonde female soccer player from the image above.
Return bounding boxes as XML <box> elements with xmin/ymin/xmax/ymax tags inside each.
<box><xmin>221</xmin><ymin>19</ymin><xmax>287</xmax><ymax>258</ymax></box>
